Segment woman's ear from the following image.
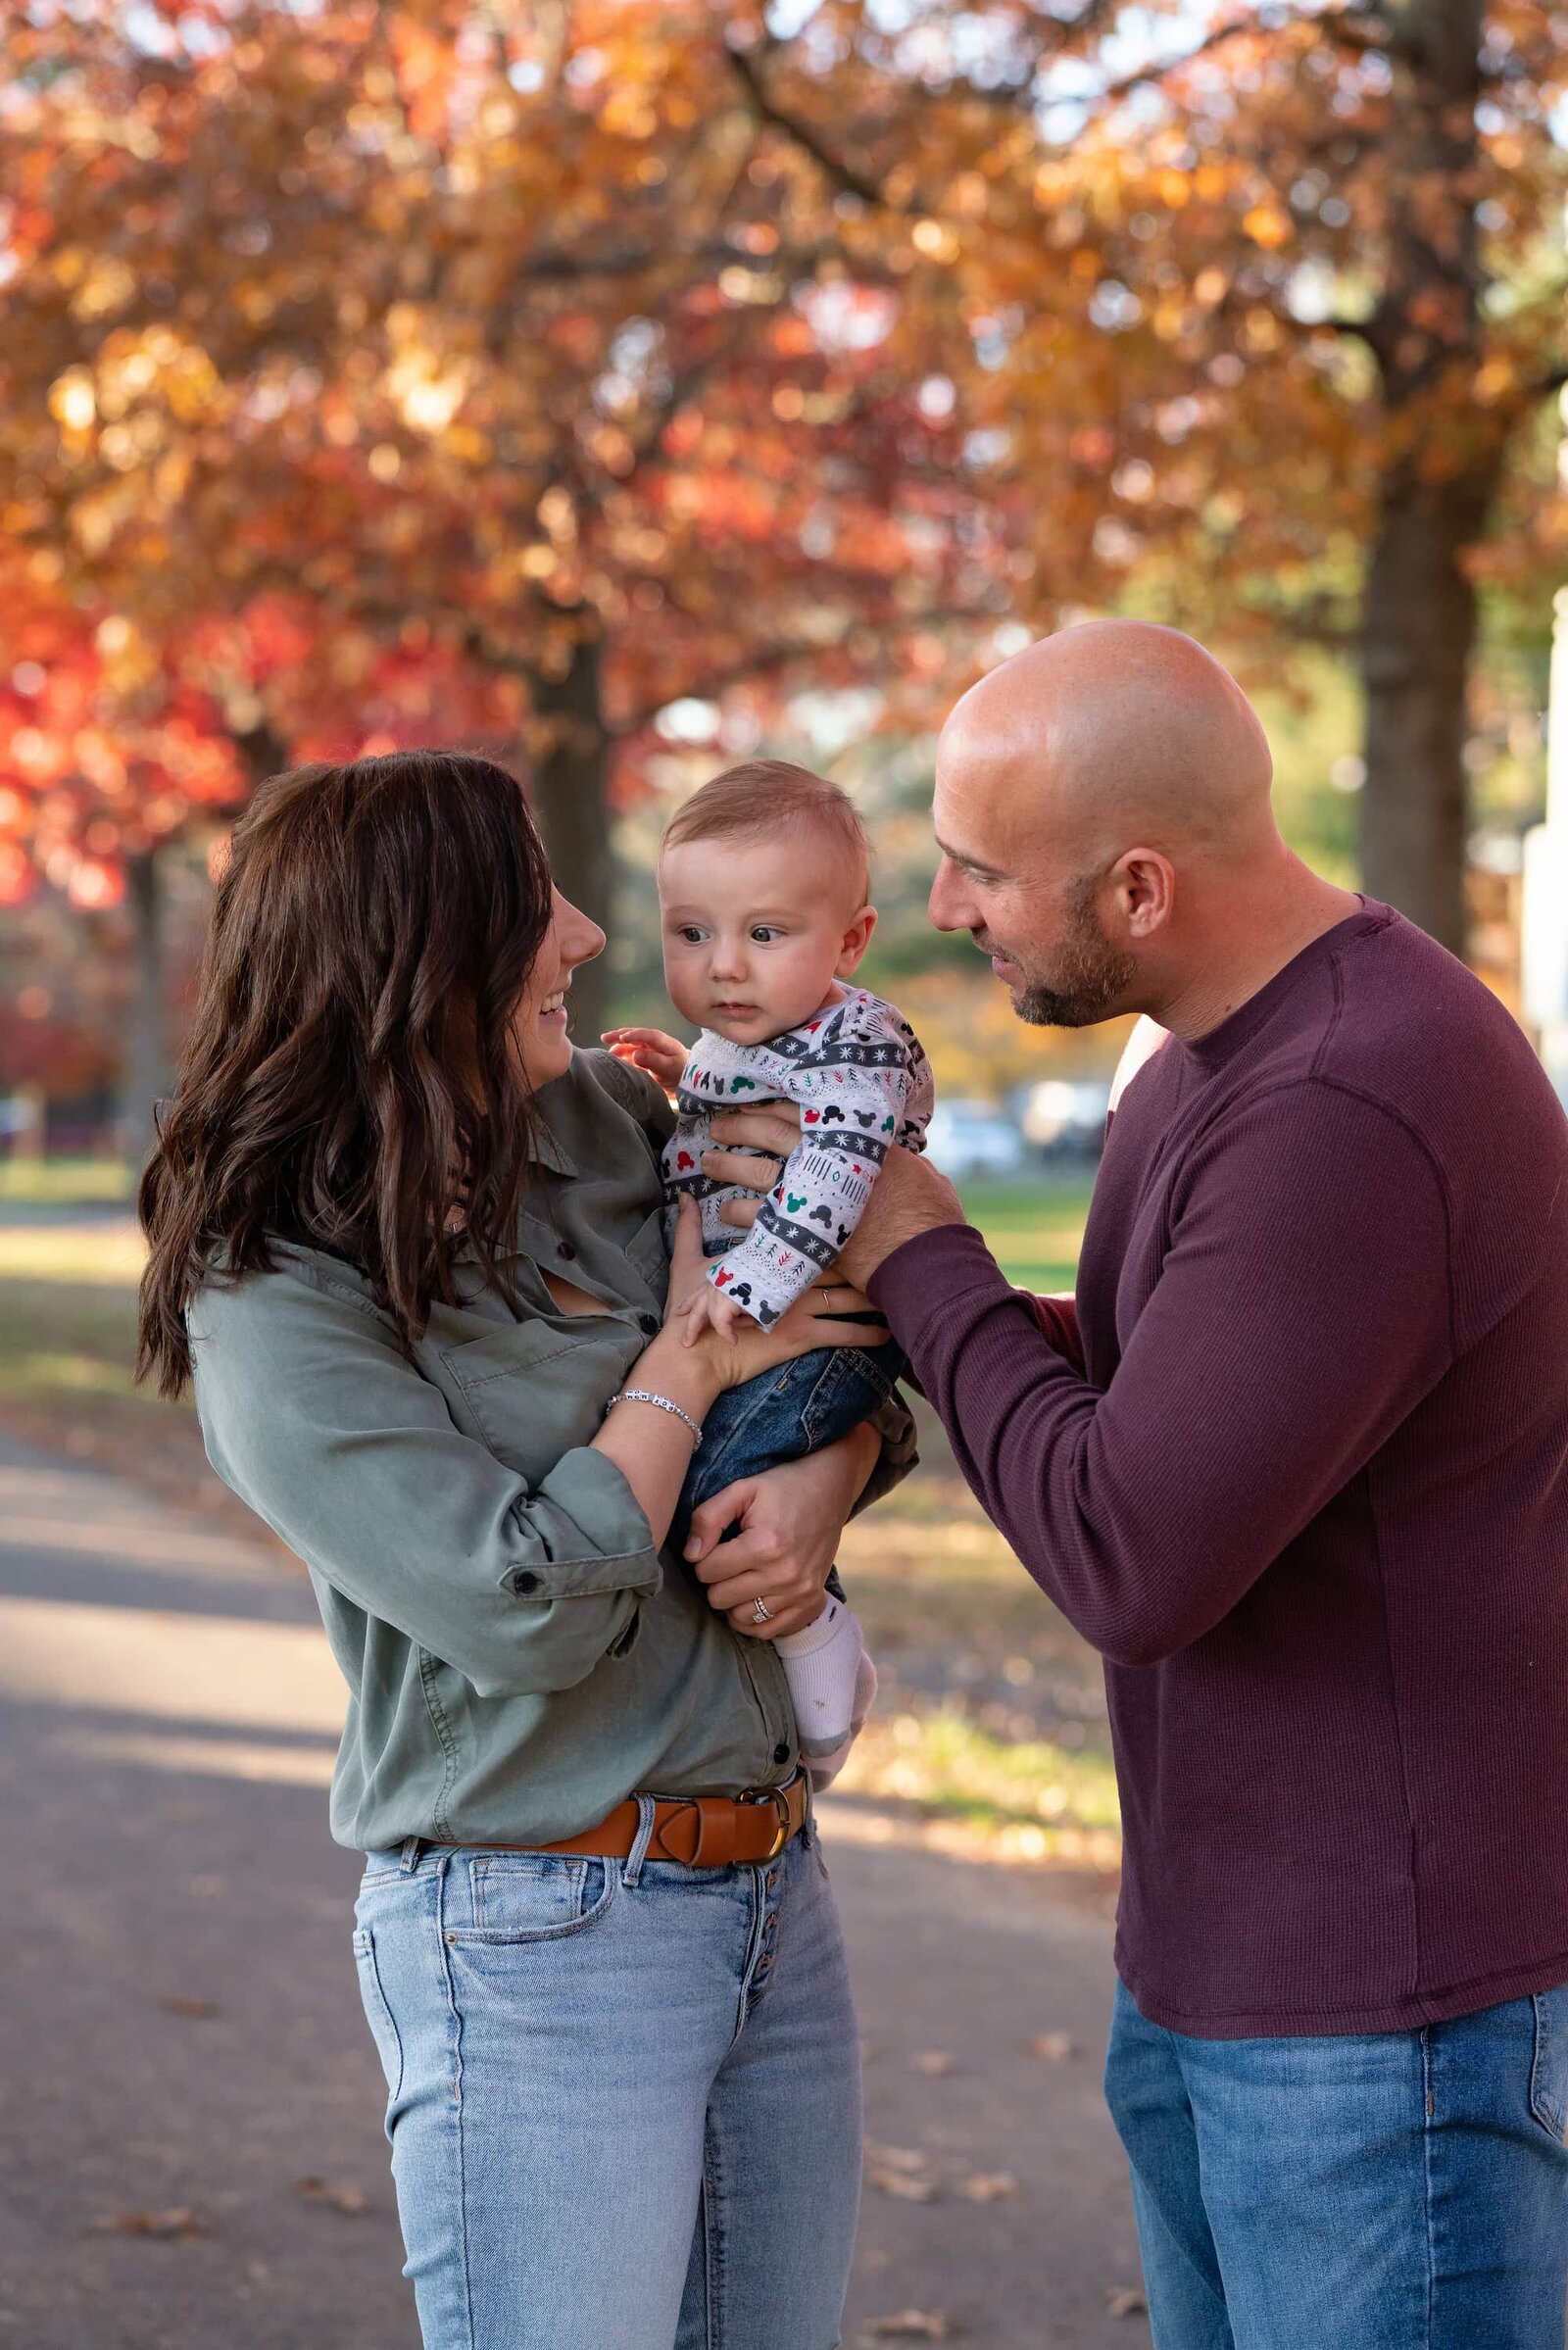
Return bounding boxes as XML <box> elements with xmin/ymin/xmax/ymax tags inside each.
<box><xmin>835</xmin><ymin>905</ymin><xmax>878</xmax><ymax>976</ymax></box>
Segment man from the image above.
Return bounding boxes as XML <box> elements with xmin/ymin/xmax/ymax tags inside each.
<box><xmin>836</xmin><ymin>622</ymin><xmax>1568</xmax><ymax>2344</ymax></box>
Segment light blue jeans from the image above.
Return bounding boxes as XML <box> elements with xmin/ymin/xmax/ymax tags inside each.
<box><xmin>1104</xmin><ymin>1977</ymin><xmax>1568</xmax><ymax>2349</ymax></box>
<box><xmin>352</xmin><ymin>1818</ymin><xmax>861</xmax><ymax>2350</ymax></box>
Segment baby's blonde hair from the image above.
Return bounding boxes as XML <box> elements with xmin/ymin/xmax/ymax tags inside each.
<box><xmin>661</xmin><ymin>760</ymin><xmax>870</xmax><ymax>905</ymax></box>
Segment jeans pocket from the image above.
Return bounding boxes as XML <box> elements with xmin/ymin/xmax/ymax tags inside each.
<box><xmin>1530</xmin><ymin>1987</ymin><xmax>1568</xmax><ymax>2141</ymax></box>
<box><xmin>444</xmin><ymin>1852</ymin><xmax>619</xmax><ymax>1946</ymax></box>
<box><xmin>352</xmin><ymin>1926</ymin><xmax>404</xmax><ymax>2110</ymax></box>
<box><xmin>800</xmin><ymin>1349</ymin><xmax>897</xmax><ymax>1449</ymax></box>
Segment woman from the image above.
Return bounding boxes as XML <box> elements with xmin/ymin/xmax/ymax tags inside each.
<box><xmin>136</xmin><ymin>751</ymin><xmax>911</xmax><ymax>2350</ymax></box>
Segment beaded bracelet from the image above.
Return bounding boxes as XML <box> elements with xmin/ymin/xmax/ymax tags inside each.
<box><xmin>606</xmin><ymin>1389</ymin><xmax>703</xmax><ymax>1448</ymax></box>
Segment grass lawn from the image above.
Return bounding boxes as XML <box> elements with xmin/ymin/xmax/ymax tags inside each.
<box><xmin>0</xmin><ymin>1158</ymin><xmax>1115</xmax><ymax>1873</ymax></box>
<box><xmin>956</xmin><ymin>1171</ymin><xmax>1094</xmax><ymax>1293</ymax></box>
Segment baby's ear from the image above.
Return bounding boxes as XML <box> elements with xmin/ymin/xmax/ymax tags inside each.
<box><xmin>836</xmin><ymin>904</ymin><xmax>878</xmax><ymax>975</ymax></box>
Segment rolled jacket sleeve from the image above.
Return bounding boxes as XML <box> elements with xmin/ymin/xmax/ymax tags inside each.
<box><xmin>189</xmin><ymin>1267</ymin><xmax>661</xmax><ymax>1699</ymax></box>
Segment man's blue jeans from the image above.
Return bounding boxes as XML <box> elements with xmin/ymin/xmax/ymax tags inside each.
<box><xmin>1104</xmin><ymin>1977</ymin><xmax>1568</xmax><ymax>2349</ymax></box>
<box><xmin>352</xmin><ymin>1821</ymin><xmax>860</xmax><ymax>2350</ymax></box>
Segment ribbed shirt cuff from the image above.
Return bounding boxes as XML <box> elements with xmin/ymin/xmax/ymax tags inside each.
<box><xmin>868</xmin><ymin>1222</ymin><xmax>1019</xmax><ymax>1359</ymax></box>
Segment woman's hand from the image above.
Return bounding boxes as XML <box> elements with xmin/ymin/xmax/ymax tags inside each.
<box><xmin>663</xmin><ymin>1197</ymin><xmax>888</xmax><ymax>1391</ymax></box>
<box><xmin>684</xmin><ymin>1425</ymin><xmax>881</xmax><ymax>1639</ymax></box>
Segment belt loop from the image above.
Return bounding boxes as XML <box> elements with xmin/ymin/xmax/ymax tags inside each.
<box><xmin>621</xmin><ymin>1795</ymin><xmax>658</xmax><ymax>1888</ymax></box>
<box><xmin>399</xmin><ymin>1835</ymin><xmax>424</xmax><ymax>1875</ymax></box>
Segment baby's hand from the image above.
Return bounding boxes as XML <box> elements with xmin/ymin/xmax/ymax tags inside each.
<box><xmin>676</xmin><ymin>1284</ymin><xmax>748</xmax><ymax>1347</ymax></box>
<box><xmin>601</xmin><ymin>1026</ymin><xmax>689</xmax><ymax>1094</ymax></box>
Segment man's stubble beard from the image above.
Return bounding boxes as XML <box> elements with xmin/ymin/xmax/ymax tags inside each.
<box><xmin>1010</xmin><ymin>873</ymin><xmax>1139</xmax><ymax>1030</ymax></box>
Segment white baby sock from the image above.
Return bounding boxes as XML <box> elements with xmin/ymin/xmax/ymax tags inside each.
<box><xmin>776</xmin><ymin>1598</ymin><xmax>877</xmax><ymax>1790</ymax></box>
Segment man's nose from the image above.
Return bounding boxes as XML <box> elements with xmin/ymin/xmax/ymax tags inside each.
<box><xmin>928</xmin><ymin>857</ymin><xmax>968</xmax><ymax>935</ymax></box>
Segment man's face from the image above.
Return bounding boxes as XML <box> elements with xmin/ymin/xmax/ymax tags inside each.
<box><xmin>928</xmin><ymin>759</ymin><xmax>1137</xmax><ymax>1030</ymax></box>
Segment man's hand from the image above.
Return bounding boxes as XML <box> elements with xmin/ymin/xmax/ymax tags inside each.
<box><xmin>831</xmin><ymin>1147</ymin><xmax>965</xmax><ymax>1287</ymax></box>
<box><xmin>685</xmin><ymin>1426</ymin><xmax>881</xmax><ymax>1639</ymax></box>
<box><xmin>702</xmin><ymin>1102</ymin><xmax>802</xmax><ymax>1199</ymax></box>
<box><xmin>602</xmin><ymin>1026</ymin><xmax>688</xmax><ymax>1093</ymax></box>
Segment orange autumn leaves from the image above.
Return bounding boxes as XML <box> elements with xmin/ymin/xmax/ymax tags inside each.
<box><xmin>1</xmin><ymin>0</ymin><xmax>1565</xmax><ymax>911</ymax></box>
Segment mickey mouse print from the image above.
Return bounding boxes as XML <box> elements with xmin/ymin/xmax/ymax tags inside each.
<box><xmin>662</xmin><ymin>987</ymin><xmax>935</xmax><ymax>1329</ymax></box>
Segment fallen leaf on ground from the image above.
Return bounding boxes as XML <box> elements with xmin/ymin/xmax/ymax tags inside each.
<box><xmin>1024</xmin><ymin>2032</ymin><xmax>1079</xmax><ymax>2062</ymax></box>
<box><xmin>1106</xmin><ymin>2286</ymin><xmax>1148</xmax><ymax>2318</ymax></box>
<box><xmin>160</xmin><ymin>1996</ymin><xmax>220</xmax><ymax>2020</ymax></box>
<box><xmin>293</xmin><ymin>2177</ymin><xmax>366</xmax><ymax>2215</ymax></box>
<box><xmin>911</xmin><ymin>2050</ymin><xmax>957</xmax><ymax>2077</ymax></box>
<box><xmin>867</xmin><ymin>2167</ymin><xmax>939</xmax><ymax>2202</ymax></box>
<box><xmin>863</xmin><ymin>2315</ymin><xmax>952</xmax><ymax>2341</ymax></box>
<box><xmin>958</xmin><ymin>2171</ymin><xmax>1017</xmax><ymax>2202</ymax></box>
<box><xmin>96</xmin><ymin>2208</ymin><xmax>207</xmax><ymax>2239</ymax></box>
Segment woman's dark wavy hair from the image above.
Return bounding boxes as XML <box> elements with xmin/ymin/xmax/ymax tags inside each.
<box><xmin>136</xmin><ymin>750</ymin><xmax>554</xmax><ymax>1397</ymax></box>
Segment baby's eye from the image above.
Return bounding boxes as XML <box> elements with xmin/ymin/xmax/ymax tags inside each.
<box><xmin>676</xmin><ymin>925</ymin><xmax>706</xmax><ymax>946</ymax></box>
<box><xmin>750</xmin><ymin>926</ymin><xmax>781</xmax><ymax>945</ymax></box>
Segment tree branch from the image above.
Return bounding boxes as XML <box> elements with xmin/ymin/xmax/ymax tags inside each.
<box><xmin>1095</xmin><ymin>4</ymin><xmax>1385</xmax><ymax>104</ymax></box>
<box><xmin>725</xmin><ymin>37</ymin><xmax>892</xmax><ymax>211</ymax></box>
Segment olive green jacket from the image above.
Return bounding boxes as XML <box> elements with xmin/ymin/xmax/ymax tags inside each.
<box><xmin>189</xmin><ymin>1050</ymin><xmax>912</xmax><ymax>1851</ymax></box>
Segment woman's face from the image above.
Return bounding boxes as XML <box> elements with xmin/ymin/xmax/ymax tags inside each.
<box><xmin>511</xmin><ymin>888</ymin><xmax>607</xmax><ymax>1090</ymax></box>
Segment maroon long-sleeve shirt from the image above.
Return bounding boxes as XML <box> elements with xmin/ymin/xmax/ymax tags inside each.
<box><xmin>871</xmin><ymin>904</ymin><xmax>1568</xmax><ymax>2036</ymax></box>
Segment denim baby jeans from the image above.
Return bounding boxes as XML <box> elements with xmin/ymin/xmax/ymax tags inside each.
<box><xmin>674</xmin><ymin>1339</ymin><xmax>905</xmax><ymax>1587</ymax></box>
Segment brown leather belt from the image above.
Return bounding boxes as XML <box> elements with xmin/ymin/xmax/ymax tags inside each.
<box><xmin>451</xmin><ymin>1772</ymin><xmax>809</xmax><ymax>1871</ymax></box>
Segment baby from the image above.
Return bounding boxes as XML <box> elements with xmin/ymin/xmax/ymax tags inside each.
<box><xmin>605</xmin><ymin>759</ymin><xmax>934</xmax><ymax>1787</ymax></box>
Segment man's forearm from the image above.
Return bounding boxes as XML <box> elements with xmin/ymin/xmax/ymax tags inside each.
<box><xmin>1029</xmin><ymin>1292</ymin><xmax>1084</xmax><ymax>1374</ymax></box>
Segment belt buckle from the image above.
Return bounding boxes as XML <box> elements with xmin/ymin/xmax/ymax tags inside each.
<box><xmin>745</xmin><ymin>1784</ymin><xmax>792</xmax><ymax>1860</ymax></box>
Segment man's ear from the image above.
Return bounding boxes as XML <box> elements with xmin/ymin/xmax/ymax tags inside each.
<box><xmin>1108</xmin><ymin>850</ymin><xmax>1175</xmax><ymax>942</ymax></box>
<box><xmin>836</xmin><ymin>905</ymin><xmax>878</xmax><ymax>976</ymax></box>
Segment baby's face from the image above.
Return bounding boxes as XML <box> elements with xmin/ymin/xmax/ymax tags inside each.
<box><xmin>659</xmin><ymin>831</ymin><xmax>872</xmax><ymax>1047</ymax></box>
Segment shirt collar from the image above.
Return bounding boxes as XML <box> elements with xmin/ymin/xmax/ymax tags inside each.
<box><xmin>528</xmin><ymin>1115</ymin><xmax>577</xmax><ymax>1178</ymax></box>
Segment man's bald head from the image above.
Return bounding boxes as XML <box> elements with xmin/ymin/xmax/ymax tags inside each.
<box><xmin>929</xmin><ymin>622</ymin><xmax>1282</xmax><ymax>1030</ymax></box>
<box><xmin>939</xmin><ymin>620</ymin><xmax>1274</xmax><ymax>870</ymax></box>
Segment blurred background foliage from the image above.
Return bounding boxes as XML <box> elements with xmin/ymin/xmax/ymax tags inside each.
<box><xmin>0</xmin><ymin>0</ymin><xmax>1564</xmax><ymax>1138</ymax></box>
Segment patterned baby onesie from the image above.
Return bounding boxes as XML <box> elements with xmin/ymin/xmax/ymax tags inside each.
<box><xmin>663</xmin><ymin>987</ymin><xmax>935</xmax><ymax>1328</ymax></box>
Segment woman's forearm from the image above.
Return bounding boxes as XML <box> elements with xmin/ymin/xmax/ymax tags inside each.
<box><xmin>592</xmin><ymin>1330</ymin><xmax>725</xmax><ymax>1549</ymax></box>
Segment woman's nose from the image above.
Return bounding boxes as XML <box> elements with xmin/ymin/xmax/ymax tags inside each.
<box><xmin>554</xmin><ymin>891</ymin><xmax>606</xmax><ymax>969</ymax></box>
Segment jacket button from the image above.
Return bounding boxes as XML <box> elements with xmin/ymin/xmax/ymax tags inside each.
<box><xmin>512</xmin><ymin>1570</ymin><xmax>541</xmax><ymax>1594</ymax></box>
<box><xmin>772</xmin><ymin>1741</ymin><xmax>791</xmax><ymax>1766</ymax></box>
<box><xmin>639</xmin><ymin>1313</ymin><xmax>661</xmax><ymax>1337</ymax></box>
<box><xmin>558</xmin><ymin>1240</ymin><xmax>577</xmax><ymax>1261</ymax></box>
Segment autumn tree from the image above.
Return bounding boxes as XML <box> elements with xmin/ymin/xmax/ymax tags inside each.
<box><xmin>0</xmin><ymin>556</ymin><xmax>250</xmax><ymax>1146</ymax></box>
<box><xmin>2</xmin><ymin>0</ymin><xmax>1066</xmax><ymax>1038</ymax></box>
<box><xmin>744</xmin><ymin>0</ymin><xmax>1568</xmax><ymax>949</ymax></box>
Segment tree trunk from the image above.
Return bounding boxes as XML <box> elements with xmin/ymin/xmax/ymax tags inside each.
<box><xmin>526</xmin><ymin>633</ymin><xmax>615</xmax><ymax>1043</ymax></box>
<box><xmin>118</xmin><ymin>845</ymin><xmax>168</xmax><ymax>1171</ymax></box>
<box><xmin>1358</xmin><ymin>470</ymin><xmax>1489</xmax><ymax>954</ymax></box>
<box><xmin>1356</xmin><ymin>0</ymin><xmax>1490</xmax><ymax>954</ymax></box>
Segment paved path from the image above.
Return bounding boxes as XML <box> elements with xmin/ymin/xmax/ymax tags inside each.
<box><xmin>0</xmin><ymin>1438</ymin><xmax>1143</xmax><ymax>2349</ymax></box>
